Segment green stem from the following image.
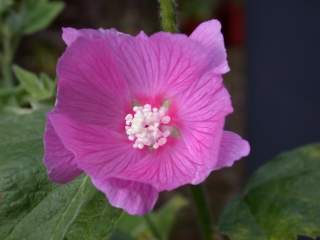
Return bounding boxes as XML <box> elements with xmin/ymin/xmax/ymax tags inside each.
<box><xmin>190</xmin><ymin>185</ymin><xmax>215</xmax><ymax>240</ymax></box>
<box><xmin>158</xmin><ymin>0</ymin><xmax>177</xmax><ymax>32</ymax></box>
<box><xmin>144</xmin><ymin>215</ymin><xmax>163</xmax><ymax>240</ymax></box>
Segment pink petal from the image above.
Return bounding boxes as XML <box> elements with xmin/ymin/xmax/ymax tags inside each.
<box><xmin>43</xmin><ymin>118</ymin><xmax>82</xmax><ymax>183</ymax></box>
<box><xmin>56</xmin><ymin>36</ymin><xmax>130</xmax><ymax>128</ymax></box>
<box><xmin>119</xmin><ymin>138</ymin><xmax>205</xmax><ymax>191</ymax></box>
<box><xmin>62</xmin><ymin>27</ymin><xmax>126</xmax><ymax>46</ymax></box>
<box><xmin>48</xmin><ymin>112</ymin><xmax>197</xmax><ymax>192</ymax></box>
<box><xmin>47</xmin><ymin>112</ymin><xmax>143</xmax><ymax>178</ymax></box>
<box><xmin>62</xmin><ymin>28</ymin><xmax>93</xmax><ymax>46</ymax></box>
<box><xmin>120</xmin><ymin>82</ymin><xmax>232</xmax><ymax>190</ymax></box>
<box><xmin>174</xmin><ymin>74</ymin><xmax>233</xmax><ymax>184</ymax></box>
<box><xmin>186</xmin><ymin>119</ymin><xmax>226</xmax><ymax>185</ymax></box>
<box><xmin>46</xmin><ymin>112</ymin><xmax>159</xmax><ymax>215</ymax></box>
<box><xmin>91</xmin><ymin>177</ymin><xmax>158</xmax><ymax>215</ymax></box>
<box><xmin>176</xmin><ymin>74</ymin><xmax>233</xmax><ymax>135</ymax></box>
<box><xmin>117</xmin><ymin>85</ymin><xmax>232</xmax><ymax>190</ymax></box>
<box><xmin>215</xmin><ymin>131</ymin><xmax>250</xmax><ymax>170</ymax></box>
<box><xmin>117</xmin><ymin>31</ymin><xmax>215</xmax><ymax>98</ymax></box>
<box><xmin>110</xmin><ymin>32</ymin><xmax>234</xmax><ymax>189</ymax></box>
<box><xmin>190</xmin><ymin>19</ymin><xmax>230</xmax><ymax>74</ymax></box>
<box><xmin>47</xmin><ymin>112</ymin><xmax>188</xmax><ymax>192</ymax></box>
<box><xmin>190</xmin><ymin>130</ymin><xmax>250</xmax><ymax>185</ymax></box>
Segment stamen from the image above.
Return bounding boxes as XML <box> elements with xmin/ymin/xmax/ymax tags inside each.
<box><xmin>125</xmin><ymin>103</ymin><xmax>171</xmax><ymax>149</ymax></box>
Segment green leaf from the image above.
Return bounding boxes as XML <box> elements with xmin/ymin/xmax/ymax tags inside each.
<box><xmin>0</xmin><ymin>109</ymin><xmax>46</xmax><ymax>166</ymax></box>
<box><xmin>219</xmin><ymin>144</ymin><xmax>320</xmax><ymax>240</ymax></box>
<box><xmin>112</xmin><ymin>195</ymin><xmax>188</xmax><ymax>240</ymax></box>
<box><xmin>40</xmin><ymin>73</ymin><xmax>55</xmax><ymax>94</ymax></box>
<box><xmin>0</xmin><ymin>110</ymin><xmax>122</xmax><ymax>240</ymax></box>
<box><xmin>0</xmin><ymin>161</ymin><xmax>51</xmax><ymax>237</ymax></box>
<box><xmin>65</xmin><ymin>192</ymin><xmax>122</xmax><ymax>240</ymax></box>
<box><xmin>0</xmin><ymin>110</ymin><xmax>51</xmax><ymax>237</ymax></box>
<box><xmin>13</xmin><ymin>65</ymin><xmax>55</xmax><ymax>101</ymax></box>
<box><xmin>22</xmin><ymin>0</ymin><xmax>64</xmax><ymax>34</ymax></box>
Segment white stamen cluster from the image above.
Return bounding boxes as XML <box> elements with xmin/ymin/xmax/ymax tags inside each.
<box><xmin>125</xmin><ymin>104</ymin><xmax>171</xmax><ymax>149</ymax></box>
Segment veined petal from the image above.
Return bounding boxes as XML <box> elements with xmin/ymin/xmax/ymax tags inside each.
<box><xmin>91</xmin><ymin>177</ymin><xmax>158</xmax><ymax>215</ymax></box>
<box><xmin>47</xmin><ymin>112</ymin><xmax>201</xmax><ymax>192</ymax></box>
<box><xmin>118</xmin><ymin>139</ymin><xmax>204</xmax><ymax>191</ymax></box>
<box><xmin>175</xmin><ymin>73</ymin><xmax>233</xmax><ymax>184</ymax></box>
<box><xmin>45</xmin><ymin>113</ymin><xmax>158</xmax><ymax>214</ymax></box>
<box><xmin>47</xmin><ymin>111</ymin><xmax>197</xmax><ymax>192</ymax></box>
<box><xmin>56</xmin><ymin>36</ymin><xmax>131</xmax><ymax>129</ymax></box>
<box><xmin>47</xmin><ymin>112</ymin><xmax>145</xmax><ymax>179</ymax></box>
<box><xmin>215</xmin><ymin>131</ymin><xmax>250</xmax><ymax>170</ymax></box>
<box><xmin>175</xmin><ymin>74</ymin><xmax>233</xmax><ymax>129</ymax></box>
<box><xmin>116</xmin><ymin>31</ymin><xmax>214</xmax><ymax>98</ymax></box>
<box><xmin>119</xmin><ymin>82</ymin><xmax>232</xmax><ymax>190</ymax></box>
<box><xmin>190</xmin><ymin>19</ymin><xmax>229</xmax><ymax>74</ymax></box>
<box><xmin>43</xmin><ymin>118</ymin><xmax>82</xmax><ymax>183</ymax></box>
<box><xmin>62</xmin><ymin>28</ymin><xmax>99</xmax><ymax>46</ymax></box>
<box><xmin>107</xmin><ymin>32</ymin><xmax>234</xmax><ymax>190</ymax></box>
<box><xmin>62</xmin><ymin>27</ymin><xmax>126</xmax><ymax>47</ymax></box>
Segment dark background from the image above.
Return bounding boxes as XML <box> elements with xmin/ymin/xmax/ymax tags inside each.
<box><xmin>247</xmin><ymin>0</ymin><xmax>320</xmax><ymax>171</ymax></box>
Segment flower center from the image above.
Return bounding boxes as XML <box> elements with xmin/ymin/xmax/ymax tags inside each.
<box><xmin>125</xmin><ymin>104</ymin><xmax>171</xmax><ymax>149</ymax></box>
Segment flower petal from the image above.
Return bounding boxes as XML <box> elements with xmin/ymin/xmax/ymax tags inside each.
<box><xmin>110</xmin><ymin>75</ymin><xmax>233</xmax><ymax>191</ymax></box>
<box><xmin>175</xmin><ymin>73</ymin><xmax>233</xmax><ymax>184</ymax></box>
<box><xmin>62</xmin><ymin>27</ymin><xmax>126</xmax><ymax>46</ymax></box>
<box><xmin>56</xmin><ymin>35</ymin><xmax>130</xmax><ymax>129</ymax></box>
<box><xmin>49</xmin><ymin>82</ymin><xmax>234</xmax><ymax>192</ymax></box>
<box><xmin>117</xmin><ymin>81</ymin><xmax>232</xmax><ymax>190</ymax></box>
<box><xmin>43</xmin><ymin>118</ymin><xmax>82</xmax><ymax>183</ymax></box>
<box><xmin>91</xmin><ymin>177</ymin><xmax>158</xmax><ymax>215</ymax></box>
<box><xmin>48</xmin><ymin>112</ymin><xmax>199</xmax><ymax>192</ymax></box>
<box><xmin>116</xmin><ymin>31</ymin><xmax>214</xmax><ymax>98</ymax></box>
<box><xmin>62</xmin><ymin>28</ymin><xmax>99</xmax><ymax>46</ymax></box>
<box><xmin>190</xmin><ymin>19</ymin><xmax>229</xmax><ymax>74</ymax></box>
<box><xmin>215</xmin><ymin>131</ymin><xmax>250</xmax><ymax>170</ymax></box>
<box><xmin>119</xmin><ymin>138</ymin><xmax>205</xmax><ymax>191</ymax></box>
<box><xmin>47</xmin><ymin>112</ymin><xmax>144</xmax><ymax>178</ymax></box>
<box><xmin>46</xmin><ymin>112</ymin><xmax>159</xmax><ymax>214</ymax></box>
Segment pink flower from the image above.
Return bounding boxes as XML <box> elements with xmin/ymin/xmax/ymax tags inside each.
<box><xmin>44</xmin><ymin>20</ymin><xmax>250</xmax><ymax>215</ymax></box>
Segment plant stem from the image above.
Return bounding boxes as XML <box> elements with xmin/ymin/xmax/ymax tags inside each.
<box><xmin>144</xmin><ymin>215</ymin><xmax>163</xmax><ymax>240</ymax></box>
<box><xmin>158</xmin><ymin>0</ymin><xmax>177</xmax><ymax>32</ymax></box>
<box><xmin>190</xmin><ymin>185</ymin><xmax>215</xmax><ymax>240</ymax></box>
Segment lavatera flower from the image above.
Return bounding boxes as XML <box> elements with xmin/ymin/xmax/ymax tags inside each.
<box><xmin>44</xmin><ymin>20</ymin><xmax>250</xmax><ymax>215</ymax></box>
